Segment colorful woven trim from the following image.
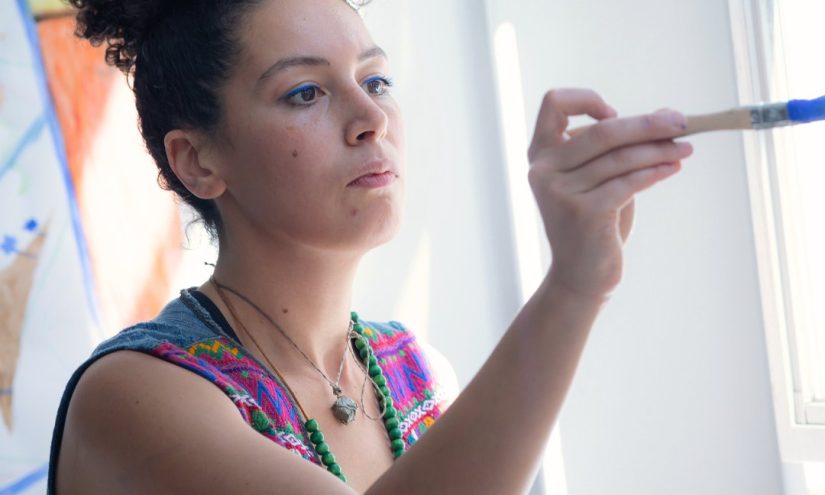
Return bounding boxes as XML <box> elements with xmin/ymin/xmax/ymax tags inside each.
<box><xmin>148</xmin><ymin>320</ymin><xmax>443</xmax><ymax>463</ymax></box>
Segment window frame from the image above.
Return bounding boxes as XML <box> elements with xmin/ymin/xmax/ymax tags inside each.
<box><xmin>727</xmin><ymin>0</ymin><xmax>825</xmax><ymax>462</ymax></box>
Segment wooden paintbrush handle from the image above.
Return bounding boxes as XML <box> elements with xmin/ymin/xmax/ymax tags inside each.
<box><xmin>567</xmin><ymin>108</ymin><xmax>754</xmax><ymax>139</ymax></box>
<box><xmin>683</xmin><ymin>108</ymin><xmax>752</xmax><ymax>136</ymax></box>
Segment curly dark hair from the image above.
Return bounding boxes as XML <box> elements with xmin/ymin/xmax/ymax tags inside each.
<box><xmin>67</xmin><ymin>0</ymin><xmax>266</xmax><ymax>239</ymax></box>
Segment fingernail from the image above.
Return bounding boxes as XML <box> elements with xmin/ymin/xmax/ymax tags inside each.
<box><xmin>676</xmin><ymin>141</ymin><xmax>693</xmax><ymax>154</ymax></box>
<box><xmin>663</xmin><ymin>111</ymin><xmax>687</xmax><ymax>130</ymax></box>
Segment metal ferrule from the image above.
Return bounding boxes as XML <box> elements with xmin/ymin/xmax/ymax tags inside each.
<box><xmin>750</xmin><ymin>102</ymin><xmax>790</xmax><ymax>129</ymax></box>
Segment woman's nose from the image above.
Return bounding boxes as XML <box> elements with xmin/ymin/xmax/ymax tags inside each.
<box><xmin>344</xmin><ymin>88</ymin><xmax>389</xmax><ymax>145</ymax></box>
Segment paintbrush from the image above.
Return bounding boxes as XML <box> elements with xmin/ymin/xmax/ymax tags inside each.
<box><xmin>683</xmin><ymin>95</ymin><xmax>825</xmax><ymax>135</ymax></box>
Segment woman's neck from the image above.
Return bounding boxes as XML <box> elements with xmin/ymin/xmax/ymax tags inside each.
<box><xmin>200</xmin><ymin>238</ymin><xmax>363</xmax><ymax>378</ymax></box>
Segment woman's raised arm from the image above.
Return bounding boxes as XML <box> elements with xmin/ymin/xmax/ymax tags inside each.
<box><xmin>367</xmin><ymin>88</ymin><xmax>693</xmax><ymax>495</ymax></box>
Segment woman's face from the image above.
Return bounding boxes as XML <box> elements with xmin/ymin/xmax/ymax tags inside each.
<box><xmin>210</xmin><ymin>0</ymin><xmax>405</xmax><ymax>253</ymax></box>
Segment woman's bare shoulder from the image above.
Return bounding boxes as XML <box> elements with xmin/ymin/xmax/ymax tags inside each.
<box><xmin>56</xmin><ymin>350</ymin><xmax>357</xmax><ymax>495</ymax></box>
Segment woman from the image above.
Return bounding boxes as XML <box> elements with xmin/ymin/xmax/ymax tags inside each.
<box><xmin>49</xmin><ymin>0</ymin><xmax>693</xmax><ymax>493</ymax></box>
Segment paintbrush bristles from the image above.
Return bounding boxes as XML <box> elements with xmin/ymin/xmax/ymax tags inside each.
<box><xmin>683</xmin><ymin>108</ymin><xmax>753</xmax><ymax>136</ymax></box>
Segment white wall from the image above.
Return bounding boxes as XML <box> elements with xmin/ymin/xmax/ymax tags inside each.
<box><xmin>351</xmin><ymin>0</ymin><xmax>786</xmax><ymax>494</ymax></box>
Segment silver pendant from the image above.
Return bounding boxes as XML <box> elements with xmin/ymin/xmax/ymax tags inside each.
<box><xmin>332</xmin><ymin>395</ymin><xmax>358</xmax><ymax>424</ymax></box>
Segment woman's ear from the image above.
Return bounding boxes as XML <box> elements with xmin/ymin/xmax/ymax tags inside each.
<box><xmin>164</xmin><ymin>129</ymin><xmax>227</xmax><ymax>200</ymax></box>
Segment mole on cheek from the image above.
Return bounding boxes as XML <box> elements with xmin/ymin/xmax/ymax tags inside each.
<box><xmin>292</xmin><ymin>149</ymin><xmax>299</xmax><ymax>158</ymax></box>
<box><xmin>282</xmin><ymin>308</ymin><xmax>289</xmax><ymax>314</ymax></box>
<box><xmin>351</xmin><ymin>209</ymin><xmax>358</xmax><ymax>217</ymax></box>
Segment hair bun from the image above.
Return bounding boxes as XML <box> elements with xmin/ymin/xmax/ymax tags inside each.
<box><xmin>68</xmin><ymin>0</ymin><xmax>169</xmax><ymax>73</ymax></box>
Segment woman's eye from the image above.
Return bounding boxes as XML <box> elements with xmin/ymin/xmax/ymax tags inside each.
<box><xmin>283</xmin><ymin>85</ymin><xmax>323</xmax><ymax>106</ymax></box>
<box><xmin>364</xmin><ymin>77</ymin><xmax>394</xmax><ymax>96</ymax></box>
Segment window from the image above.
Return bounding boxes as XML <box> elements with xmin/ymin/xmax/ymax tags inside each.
<box><xmin>728</xmin><ymin>0</ymin><xmax>825</xmax><ymax>463</ymax></box>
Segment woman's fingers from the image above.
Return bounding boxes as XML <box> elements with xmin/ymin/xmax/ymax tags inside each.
<box><xmin>528</xmin><ymin>88</ymin><xmax>616</xmax><ymax>160</ymax></box>
<box><xmin>564</xmin><ymin>140</ymin><xmax>693</xmax><ymax>193</ymax></box>
<box><xmin>552</xmin><ymin>111</ymin><xmax>688</xmax><ymax>172</ymax></box>
<box><xmin>564</xmin><ymin>107</ymin><xmax>679</xmax><ymax>138</ymax></box>
<box><xmin>525</xmin><ymin>87</ymin><xmax>693</xmax><ymax>297</ymax></box>
<box><xmin>585</xmin><ymin>161</ymin><xmax>683</xmax><ymax>212</ymax></box>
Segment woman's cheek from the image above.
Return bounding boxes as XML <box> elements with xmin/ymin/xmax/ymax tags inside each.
<box><xmin>278</xmin><ymin>125</ymin><xmax>303</xmax><ymax>158</ymax></box>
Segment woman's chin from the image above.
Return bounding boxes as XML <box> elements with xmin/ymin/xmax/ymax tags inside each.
<box><xmin>349</xmin><ymin>206</ymin><xmax>403</xmax><ymax>252</ymax></box>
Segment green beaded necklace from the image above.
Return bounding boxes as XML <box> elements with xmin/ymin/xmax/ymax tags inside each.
<box><xmin>305</xmin><ymin>313</ymin><xmax>405</xmax><ymax>482</ymax></box>
<box><xmin>210</xmin><ymin>279</ymin><xmax>406</xmax><ymax>484</ymax></box>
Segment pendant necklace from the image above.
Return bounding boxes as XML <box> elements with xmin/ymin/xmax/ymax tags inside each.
<box><xmin>210</xmin><ymin>278</ymin><xmax>361</xmax><ymax>424</ymax></box>
<box><xmin>209</xmin><ymin>278</ymin><xmax>404</xmax><ymax>482</ymax></box>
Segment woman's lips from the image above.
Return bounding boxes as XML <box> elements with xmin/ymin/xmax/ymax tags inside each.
<box><xmin>348</xmin><ymin>171</ymin><xmax>397</xmax><ymax>188</ymax></box>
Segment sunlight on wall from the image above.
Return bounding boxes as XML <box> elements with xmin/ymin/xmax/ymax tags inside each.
<box><xmin>492</xmin><ymin>22</ymin><xmax>544</xmax><ymax>300</ymax></box>
<box><xmin>492</xmin><ymin>21</ymin><xmax>567</xmax><ymax>495</ymax></box>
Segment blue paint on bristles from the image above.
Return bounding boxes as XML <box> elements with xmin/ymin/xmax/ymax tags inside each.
<box><xmin>787</xmin><ymin>95</ymin><xmax>825</xmax><ymax>123</ymax></box>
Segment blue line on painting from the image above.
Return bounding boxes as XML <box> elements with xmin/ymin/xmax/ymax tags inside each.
<box><xmin>15</xmin><ymin>0</ymin><xmax>102</xmax><ymax>326</ymax></box>
<box><xmin>0</xmin><ymin>116</ymin><xmax>46</xmax><ymax>183</ymax></box>
<box><xmin>0</xmin><ymin>464</ymin><xmax>48</xmax><ymax>495</ymax></box>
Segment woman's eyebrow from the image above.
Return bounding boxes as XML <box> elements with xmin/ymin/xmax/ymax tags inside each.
<box><xmin>358</xmin><ymin>46</ymin><xmax>387</xmax><ymax>62</ymax></box>
<box><xmin>257</xmin><ymin>46</ymin><xmax>388</xmax><ymax>85</ymax></box>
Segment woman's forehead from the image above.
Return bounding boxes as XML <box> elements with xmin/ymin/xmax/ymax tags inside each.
<box><xmin>238</xmin><ymin>0</ymin><xmax>375</xmax><ymax>69</ymax></box>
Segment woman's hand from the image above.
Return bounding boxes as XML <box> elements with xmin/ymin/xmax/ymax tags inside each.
<box><xmin>527</xmin><ymin>88</ymin><xmax>693</xmax><ymax>299</ymax></box>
